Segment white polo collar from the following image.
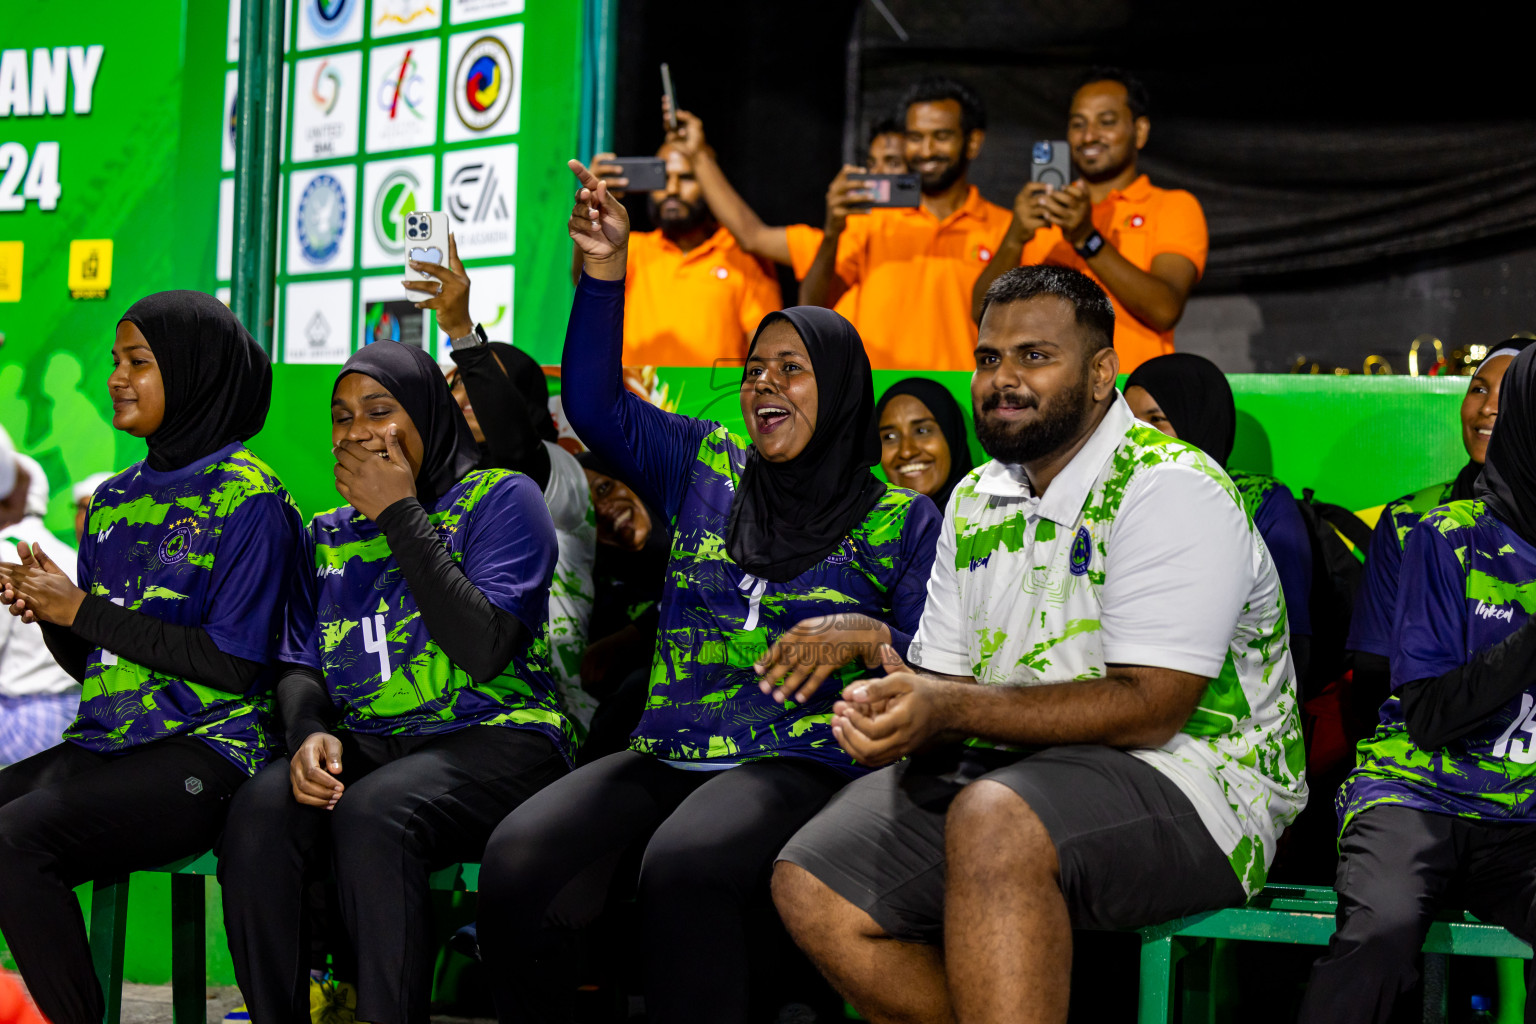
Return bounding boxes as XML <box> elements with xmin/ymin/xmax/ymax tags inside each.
<box><xmin>972</xmin><ymin>394</ymin><xmax>1133</xmax><ymax>527</ymax></box>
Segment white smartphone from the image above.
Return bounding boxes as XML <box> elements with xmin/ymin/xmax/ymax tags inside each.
<box><xmin>402</xmin><ymin>211</ymin><xmax>450</xmax><ymax>288</ymax></box>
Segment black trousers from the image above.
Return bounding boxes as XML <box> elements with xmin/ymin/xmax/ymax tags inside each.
<box><xmin>1299</xmin><ymin>803</ymin><xmax>1536</xmax><ymax>1024</ymax></box>
<box><xmin>476</xmin><ymin>750</ymin><xmax>846</xmax><ymax>1024</ymax></box>
<box><xmin>219</xmin><ymin>725</ymin><xmax>567</xmax><ymax>1024</ymax></box>
<box><xmin>0</xmin><ymin>737</ymin><xmax>247</xmax><ymax>1024</ymax></box>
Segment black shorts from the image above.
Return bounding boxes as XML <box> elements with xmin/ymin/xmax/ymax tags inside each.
<box><xmin>777</xmin><ymin>744</ymin><xmax>1245</xmax><ymax>944</ymax></box>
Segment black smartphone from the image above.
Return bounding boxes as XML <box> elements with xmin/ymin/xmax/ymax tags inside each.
<box><xmin>1030</xmin><ymin>140</ymin><xmax>1072</xmax><ymax>188</ymax></box>
<box><xmin>847</xmin><ymin>172</ymin><xmax>921</xmax><ymax>208</ymax></box>
<box><xmin>661</xmin><ymin>63</ymin><xmax>677</xmax><ymax>132</ymax></box>
<box><xmin>612</xmin><ymin>156</ymin><xmax>667</xmax><ymax>192</ymax></box>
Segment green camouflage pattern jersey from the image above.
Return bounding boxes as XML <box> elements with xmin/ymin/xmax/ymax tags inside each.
<box><xmin>1349</xmin><ymin>479</ymin><xmax>1457</xmax><ymax>658</ymax></box>
<box><xmin>1340</xmin><ymin>500</ymin><xmax>1536</xmax><ymax>830</ymax></box>
<box><xmin>66</xmin><ymin>443</ymin><xmax>305</xmax><ymax>775</ymax></box>
<box><xmin>911</xmin><ymin>398</ymin><xmax>1306</xmax><ymax>896</ymax></box>
<box><xmin>281</xmin><ymin>469</ymin><xmax>575</xmax><ymax>763</ymax></box>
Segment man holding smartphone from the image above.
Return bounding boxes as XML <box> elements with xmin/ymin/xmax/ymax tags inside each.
<box><xmin>794</xmin><ymin>76</ymin><xmax>1013</xmax><ymax>372</ymax></box>
<box><xmin>972</xmin><ymin>68</ymin><xmax>1209</xmax><ymax>374</ymax></box>
<box><xmin>587</xmin><ymin>142</ymin><xmax>781</xmax><ymax>367</ymax></box>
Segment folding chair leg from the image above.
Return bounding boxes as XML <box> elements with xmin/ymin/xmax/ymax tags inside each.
<box><xmin>88</xmin><ymin>876</ymin><xmax>129</xmax><ymax>1024</ymax></box>
<box><xmin>1422</xmin><ymin>952</ymin><xmax>1449</xmax><ymax>1024</ymax></box>
<box><xmin>1180</xmin><ymin>938</ymin><xmax>1215</xmax><ymax>1024</ymax></box>
<box><xmin>171</xmin><ymin>874</ymin><xmax>207</xmax><ymax>1024</ymax></box>
<box><xmin>1139</xmin><ymin>934</ymin><xmax>1180</xmax><ymax>1024</ymax></box>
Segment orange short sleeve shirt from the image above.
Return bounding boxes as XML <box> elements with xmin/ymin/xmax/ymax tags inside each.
<box><xmin>622</xmin><ymin>226</ymin><xmax>784</xmax><ymax>366</ymax></box>
<box><xmin>1019</xmin><ymin>176</ymin><xmax>1208</xmax><ymax>373</ymax></box>
<box><xmin>830</xmin><ymin>186</ymin><xmax>1012</xmax><ymax>372</ymax></box>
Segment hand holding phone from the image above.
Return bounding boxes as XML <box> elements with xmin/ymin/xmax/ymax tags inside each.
<box><xmin>846</xmin><ymin>172</ymin><xmax>921</xmax><ymax>209</ymax></box>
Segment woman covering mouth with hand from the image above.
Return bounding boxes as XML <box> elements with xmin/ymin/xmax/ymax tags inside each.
<box><xmin>472</xmin><ymin>159</ymin><xmax>940</xmax><ymax>1024</ymax></box>
<box><xmin>876</xmin><ymin>377</ymin><xmax>974</xmax><ymax>511</ymax></box>
<box><xmin>218</xmin><ymin>340</ymin><xmax>573</xmax><ymax>1024</ymax></box>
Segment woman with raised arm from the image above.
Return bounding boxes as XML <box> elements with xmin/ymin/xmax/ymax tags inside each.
<box><xmin>218</xmin><ymin>340</ymin><xmax>573</xmax><ymax>1024</ymax></box>
<box><xmin>0</xmin><ymin>291</ymin><xmax>304</xmax><ymax>1024</ymax></box>
<box><xmin>474</xmin><ymin>161</ymin><xmax>941</xmax><ymax>1024</ymax></box>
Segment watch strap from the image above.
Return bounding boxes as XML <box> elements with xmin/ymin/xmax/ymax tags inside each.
<box><xmin>448</xmin><ymin>324</ymin><xmax>488</xmax><ymax>351</ymax></box>
<box><xmin>1075</xmin><ymin>229</ymin><xmax>1106</xmax><ymax>260</ymax></box>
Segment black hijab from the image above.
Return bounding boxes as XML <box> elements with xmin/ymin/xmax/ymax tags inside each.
<box><xmin>1125</xmin><ymin>353</ymin><xmax>1237</xmax><ymax>468</ymax></box>
<box><xmin>119</xmin><ymin>290</ymin><xmax>272</xmax><ymax>472</ymax></box>
<box><xmin>488</xmin><ymin>341</ymin><xmax>558</xmax><ymax>443</ymax></box>
<box><xmin>1453</xmin><ymin>340</ymin><xmax>1535</xmax><ymax>501</ymax></box>
<box><xmin>1475</xmin><ymin>344</ymin><xmax>1536</xmax><ymax>546</ymax></box>
<box><xmin>875</xmin><ymin>377</ymin><xmax>974</xmax><ymax>511</ymax></box>
<box><xmin>725</xmin><ymin>307</ymin><xmax>888</xmax><ymax>583</ymax></box>
<box><xmin>337</xmin><ymin>341</ymin><xmax>480</xmax><ymax>508</ymax></box>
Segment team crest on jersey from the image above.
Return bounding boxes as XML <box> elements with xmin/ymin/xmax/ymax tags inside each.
<box><xmin>1125</xmin><ymin>213</ymin><xmax>1146</xmax><ymax>229</ymax></box>
<box><xmin>823</xmin><ymin>540</ymin><xmax>854</xmax><ymax>566</ymax></box>
<box><xmin>158</xmin><ymin>517</ymin><xmax>199</xmax><ymax>566</ymax></box>
<box><xmin>1069</xmin><ymin>525</ymin><xmax>1092</xmax><ymax>577</ymax></box>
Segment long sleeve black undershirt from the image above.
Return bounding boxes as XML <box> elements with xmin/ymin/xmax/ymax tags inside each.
<box><xmin>63</xmin><ymin>595</ymin><xmax>261</xmax><ymax>695</ymax></box>
<box><xmin>374</xmin><ymin>496</ymin><xmax>526</xmax><ymax>685</ymax></box>
<box><xmin>277</xmin><ymin>665</ymin><xmax>334</xmax><ymax>754</ymax></box>
<box><xmin>1400</xmin><ymin>616</ymin><xmax>1536</xmax><ymax>750</ymax></box>
<box><xmin>451</xmin><ymin>344</ymin><xmax>550</xmax><ymax>491</ymax></box>
<box><xmin>39</xmin><ymin>620</ymin><xmax>90</xmax><ymax>684</ymax></box>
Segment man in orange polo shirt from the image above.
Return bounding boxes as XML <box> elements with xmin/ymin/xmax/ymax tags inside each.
<box><xmin>591</xmin><ymin>143</ymin><xmax>781</xmax><ymax>367</ymax></box>
<box><xmin>972</xmin><ymin>68</ymin><xmax>1208</xmax><ymax>373</ymax></box>
<box><xmin>798</xmin><ymin>77</ymin><xmax>1013</xmax><ymax>372</ymax></box>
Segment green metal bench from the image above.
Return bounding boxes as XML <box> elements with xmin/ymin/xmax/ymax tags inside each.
<box><xmin>1135</xmin><ymin>883</ymin><xmax>1532</xmax><ymax>1024</ymax></box>
<box><xmin>85</xmin><ymin>853</ymin><xmax>481</xmax><ymax>1024</ymax></box>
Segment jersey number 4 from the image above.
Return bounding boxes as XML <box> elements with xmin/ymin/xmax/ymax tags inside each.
<box><xmin>1492</xmin><ymin>693</ymin><xmax>1536</xmax><ymax>764</ymax></box>
<box><xmin>361</xmin><ymin>614</ymin><xmax>393</xmax><ymax>682</ymax></box>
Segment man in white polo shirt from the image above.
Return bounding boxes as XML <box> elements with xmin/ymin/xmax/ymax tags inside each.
<box><xmin>773</xmin><ymin>265</ymin><xmax>1306</xmax><ymax>1024</ymax></box>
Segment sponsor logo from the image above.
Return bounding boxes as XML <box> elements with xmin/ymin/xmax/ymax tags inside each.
<box><xmin>452</xmin><ymin>35</ymin><xmax>512</xmax><ymax>132</ymax></box>
<box><xmin>310</xmin><ymin>59</ymin><xmax>340</xmax><ymax>115</ymax></box>
<box><xmin>305</xmin><ymin>0</ymin><xmax>356</xmax><ymax>39</ymax></box>
<box><xmin>712</xmin><ymin>266</ymin><xmax>729</xmax><ymax>280</ymax></box>
<box><xmin>228</xmin><ymin>90</ymin><xmax>239</xmax><ymax>152</ymax></box>
<box><xmin>158</xmin><ymin>517</ymin><xmax>197</xmax><ymax>566</ymax></box>
<box><xmin>1068</xmin><ymin>526</ymin><xmax>1092</xmax><ymax>577</ymax></box>
<box><xmin>96</xmin><ymin>522</ymin><xmax>115</xmax><ymax>545</ymax></box>
<box><xmin>297</xmin><ymin>174</ymin><xmax>347</xmax><ymax>264</ymax></box>
<box><xmin>375</xmin><ymin>0</ymin><xmax>436</xmax><ymax>30</ymax></box>
<box><xmin>1476</xmin><ymin>601</ymin><xmax>1516</xmax><ymax>623</ymax></box>
<box><xmin>446</xmin><ymin>160</ymin><xmax>508</xmax><ymax>224</ymax></box>
<box><xmin>306</xmin><ymin>310</ymin><xmax>333</xmax><ymax>348</ymax></box>
<box><xmin>317</xmin><ymin>563</ymin><xmax>344</xmax><ymax>577</ymax></box>
<box><xmin>823</xmin><ymin>540</ymin><xmax>854</xmax><ymax>566</ymax></box>
<box><xmin>976</xmin><ymin>245</ymin><xmax>993</xmax><ymax>263</ymax></box>
<box><xmin>1126</xmin><ymin>213</ymin><xmax>1145</xmax><ymax>229</ymax></box>
<box><xmin>377</xmin><ymin>48</ymin><xmax>426</xmax><ymax>122</ymax></box>
<box><xmin>184</xmin><ymin>777</ymin><xmax>204</xmax><ymax>795</ymax></box>
<box><xmin>370</xmin><ymin>168</ymin><xmax>420</xmax><ymax>256</ymax></box>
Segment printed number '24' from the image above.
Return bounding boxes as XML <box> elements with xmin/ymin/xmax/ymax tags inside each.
<box><xmin>1492</xmin><ymin>693</ymin><xmax>1536</xmax><ymax>764</ymax></box>
<box><xmin>361</xmin><ymin>614</ymin><xmax>392</xmax><ymax>682</ymax></box>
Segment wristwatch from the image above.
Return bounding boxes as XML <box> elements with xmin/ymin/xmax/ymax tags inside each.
<box><xmin>448</xmin><ymin>323</ymin><xmax>488</xmax><ymax>351</ymax></box>
<box><xmin>1075</xmin><ymin>229</ymin><xmax>1106</xmax><ymax>260</ymax></box>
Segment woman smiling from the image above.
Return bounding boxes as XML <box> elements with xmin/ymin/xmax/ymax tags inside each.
<box><xmin>473</xmin><ymin>159</ymin><xmax>941</xmax><ymax>1024</ymax></box>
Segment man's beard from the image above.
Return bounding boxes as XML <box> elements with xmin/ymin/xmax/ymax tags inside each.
<box><xmin>919</xmin><ymin>151</ymin><xmax>969</xmax><ymax>195</ymax></box>
<box><xmin>648</xmin><ymin>195</ymin><xmax>712</xmax><ymax>236</ymax></box>
<box><xmin>974</xmin><ymin>370</ymin><xmax>1093</xmax><ymax>466</ymax></box>
<box><xmin>1076</xmin><ymin>147</ymin><xmax>1135</xmax><ymax>185</ymax></box>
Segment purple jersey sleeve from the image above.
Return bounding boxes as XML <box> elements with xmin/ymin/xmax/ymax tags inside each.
<box><xmin>1390</xmin><ymin>520</ymin><xmax>1467</xmax><ymax>689</ymax></box>
<box><xmin>885</xmin><ymin>493</ymin><xmax>940</xmax><ymax>657</ymax></box>
<box><xmin>1253</xmin><ymin>485</ymin><xmax>1313</xmax><ymax>637</ymax></box>
<box><xmin>278</xmin><ymin>524</ymin><xmax>322</xmax><ymax>671</ymax></box>
<box><xmin>561</xmin><ymin>272</ymin><xmax>716</xmax><ymax>524</ymax></box>
<box><xmin>460</xmin><ymin>473</ymin><xmax>559</xmax><ymax>635</ymax></box>
<box><xmin>202</xmin><ymin>491</ymin><xmax>305</xmax><ymax>664</ymax></box>
<box><xmin>1347</xmin><ymin>508</ymin><xmax>1404</xmax><ymax>658</ymax></box>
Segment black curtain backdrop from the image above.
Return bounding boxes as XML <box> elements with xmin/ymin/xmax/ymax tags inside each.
<box><xmin>614</xmin><ymin>0</ymin><xmax>1536</xmax><ymax>370</ymax></box>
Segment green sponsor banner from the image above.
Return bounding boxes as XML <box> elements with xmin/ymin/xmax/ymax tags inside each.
<box><xmin>1</xmin><ymin>0</ymin><xmax>581</xmax><ymax>540</ymax></box>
